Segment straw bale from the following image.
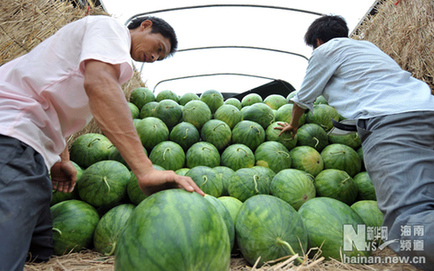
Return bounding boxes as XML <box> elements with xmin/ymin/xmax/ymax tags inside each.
<box><xmin>351</xmin><ymin>0</ymin><xmax>434</xmax><ymax>95</ymax></box>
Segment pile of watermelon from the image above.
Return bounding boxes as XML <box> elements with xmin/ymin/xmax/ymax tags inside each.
<box><xmin>50</xmin><ymin>87</ymin><xmax>382</xmax><ymax>270</ymax></box>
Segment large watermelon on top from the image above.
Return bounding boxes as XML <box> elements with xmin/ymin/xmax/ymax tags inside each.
<box><xmin>236</xmin><ymin>195</ymin><xmax>308</xmax><ymax>267</ymax></box>
<box><xmin>129</xmin><ymin>87</ymin><xmax>155</xmax><ymax>111</ymax></box>
<box><xmin>153</xmin><ymin>99</ymin><xmax>182</xmax><ymax>129</ymax></box>
<box><xmin>241</xmin><ymin>93</ymin><xmax>262</xmax><ymax>107</ymax></box>
<box><xmin>179</xmin><ymin>92</ymin><xmax>199</xmax><ymax>106</ymax></box>
<box><xmin>200</xmin><ymin>89</ymin><xmax>224</xmax><ymax>114</ymax></box>
<box><xmin>214</xmin><ymin>104</ymin><xmax>242</xmax><ymax>129</ymax></box>
<box><xmin>115</xmin><ymin>189</ymin><xmax>231</xmax><ymax>271</ymax></box>
<box><xmin>182</xmin><ymin>100</ymin><xmax>212</xmax><ymax>130</ymax></box>
<box><xmin>264</xmin><ymin>94</ymin><xmax>286</xmax><ymax>110</ymax></box>
<box><xmin>155</xmin><ymin>89</ymin><xmax>179</xmax><ymax>103</ymax></box>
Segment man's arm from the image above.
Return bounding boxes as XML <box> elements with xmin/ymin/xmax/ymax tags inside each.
<box><xmin>83</xmin><ymin>60</ymin><xmax>204</xmax><ymax>196</ymax></box>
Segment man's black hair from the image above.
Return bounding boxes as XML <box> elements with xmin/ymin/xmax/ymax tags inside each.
<box><xmin>304</xmin><ymin>15</ymin><xmax>349</xmax><ymax>48</ymax></box>
<box><xmin>128</xmin><ymin>16</ymin><xmax>178</xmax><ymax>55</ymax></box>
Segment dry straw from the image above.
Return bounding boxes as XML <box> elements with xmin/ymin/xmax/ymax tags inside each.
<box><xmin>351</xmin><ymin>0</ymin><xmax>434</xmax><ymax>95</ymax></box>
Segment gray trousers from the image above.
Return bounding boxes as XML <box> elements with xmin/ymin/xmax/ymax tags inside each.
<box><xmin>357</xmin><ymin>111</ymin><xmax>434</xmax><ymax>270</ymax></box>
<box><xmin>0</xmin><ymin>135</ymin><xmax>53</xmax><ymax>271</ymax></box>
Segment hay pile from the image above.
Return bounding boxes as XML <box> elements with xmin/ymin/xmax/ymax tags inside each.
<box><xmin>351</xmin><ymin>0</ymin><xmax>434</xmax><ymax>95</ymax></box>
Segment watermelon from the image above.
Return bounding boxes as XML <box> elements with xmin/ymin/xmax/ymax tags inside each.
<box><xmin>221</xmin><ymin>144</ymin><xmax>255</xmax><ymax>171</ymax></box>
<box><xmin>153</xmin><ymin>99</ymin><xmax>182</xmax><ymax>129</ymax></box>
<box><xmin>270</xmin><ymin>169</ymin><xmax>316</xmax><ymax>211</ymax></box>
<box><xmin>126</xmin><ymin>165</ymin><xmax>164</xmax><ymax>205</ymax></box>
<box><xmin>241</xmin><ymin>102</ymin><xmax>275</xmax><ymax>129</ymax></box>
<box><xmin>274</xmin><ymin>103</ymin><xmax>306</xmax><ymax>127</ymax></box>
<box><xmin>185</xmin><ymin>142</ymin><xmax>220</xmax><ymax>168</ymax></box>
<box><xmin>200</xmin><ymin>89</ymin><xmax>224</xmax><ymax>114</ymax></box>
<box><xmin>179</xmin><ymin>92</ymin><xmax>199</xmax><ymax>106</ymax></box>
<box><xmin>314</xmin><ymin>169</ymin><xmax>358</xmax><ymax>205</ymax></box>
<box><xmin>127</xmin><ymin>102</ymin><xmax>140</xmax><ymax>119</ymax></box>
<box><xmin>265</xmin><ymin>122</ymin><xmax>298</xmax><ymax>151</ymax></box>
<box><xmin>108</xmin><ymin>145</ymin><xmax>147</xmax><ymax>170</ymax></box>
<box><xmin>224</xmin><ymin>97</ymin><xmax>242</xmax><ymax>110</ymax></box>
<box><xmin>129</xmin><ymin>87</ymin><xmax>155</xmax><ymax>110</ymax></box>
<box><xmin>357</xmin><ymin>146</ymin><xmax>365</xmax><ymax>171</ymax></box>
<box><xmin>314</xmin><ymin>95</ymin><xmax>328</xmax><ymax>105</ymax></box>
<box><xmin>214</xmin><ymin>104</ymin><xmax>242</xmax><ymax>129</ymax></box>
<box><xmin>252</xmin><ymin>166</ymin><xmax>276</xmax><ymax>188</ymax></box>
<box><xmin>115</xmin><ymin>189</ymin><xmax>231</xmax><ymax>271</ymax></box>
<box><xmin>204</xmin><ymin>194</ymin><xmax>235</xmax><ymax>250</ymax></box>
<box><xmin>231</xmin><ymin>120</ymin><xmax>265</xmax><ymax>152</ymax></box>
<box><xmin>328</xmin><ymin>132</ymin><xmax>362</xmax><ymax>150</ymax></box>
<box><xmin>227</xmin><ymin>167</ymin><xmax>270</xmax><ymax>202</ymax></box>
<box><xmin>254</xmin><ymin>141</ymin><xmax>291</xmax><ymax>173</ymax></box>
<box><xmin>155</xmin><ymin>89</ymin><xmax>179</xmax><ymax>103</ymax></box>
<box><xmin>149</xmin><ymin>141</ymin><xmax>185</xmax><ymax>171</ymax></box>
<box><xmin>201</xmin><ymin>119</ymin><xmax>232</xmax><ymax>152</ymax></box>
<box><xmin>213</xmin><ymin>166</ymin><xmax>235</xmax><ymax>196</ymax></box>
<box><xmin>78</xmin><ymin>160</ymin><xmax>130</xmax><ymax>208</ymax></box>
<box><xmin>306</xmin><ymin>104</ymin><xmax>340</xmax><ymax>131</ymax></box>
<box><xmin>264</xmin><ymin>94</ymin><xmax>286</xmax><ymax>110</ymax></box>
<box><xmin>353</xmin><ymin>171</ymin><xmax>377</xmax><ymax>201</ymax></box>
<box><xmin>351</xmin><ymin>200</ymin><xmax>383</xmax><ymax>227</ymax></box>
<box><xmin>289</xmin><ymin>146</ymin><xmax>324</xmax><ymax>177</ymax></box>
<box><xmin>241</xmin><ymin>93</ymin><xmax>262</xmax><ymax>107</ymax></box>
<box><xmin>236</xmin><ymin>195</ymin><xmax>308</xmax><ymax>267</ymax></box>
<box><xmin>51</xmin><ymin>200</ymin><xmax>100</xmax><ymax>255</ymax></box>
<box><xmin>93</xmin><ymin>203</ymin><xmax>135</xmax><ymax>255</ymax></box>
<box><xmin>139</xmin><ymin>101</ymin><xmax>158</xmax><ymax>119</ymax></box>
<box><xmin>185</xmin><ymin>166</ymin><xmax>223</xmax><ymax>197</ymax></box>
<box><xmin>136</xmin><ymin>117</ymin><xmax>169</xmax><ymax>152</ymax></box>
<box><xmin>298</xmin><ymin>197</ymin><xmax>369</xmax><ymax>260</ymax></box>
<box><xmin>70</xmin><ymin>133</ymin><xmax>113</xmax><ymax>169</ymax></box>
<box><xmin>217</xmin><ymin>196</ymin><xmax>243</xmax><ymax>223</ymax></box>
<box><xmin>296</xmin><ymin>123</ymin><xmax>329</xmax><ymax>152</ymax></box>
<box><xmin>175</xmin><ymin>168</ymin><xmax>190</xmax><ymax>176</ymax></box>
<box><xmin>182</xmin><ymin>100</ymin><xmax>212</xmax><ymax>130</ymax></box>
<box><xmin>286</xmin><ymin>91</ymin><xmax>297</xmax><ymax>103</ymax></box>
<box><xmin>50</xmin><ymin>161</ymin><xmax>82</xmax><ymax>206</ymax></box>
<box><xmin>321</xmin><ymin>143</ymin><xmax>362</xmax><ymax>177</ymax></box>
<box><xmin>169</xmin><ymin>122</ymin><xmax>200</xmax><ymax>152</ymax></box>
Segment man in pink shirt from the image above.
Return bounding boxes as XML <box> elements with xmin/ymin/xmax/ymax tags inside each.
<box><xmin>0</xmin><ymin>15</ymin><xmax>204</xmax><ymax>270</ymax></box>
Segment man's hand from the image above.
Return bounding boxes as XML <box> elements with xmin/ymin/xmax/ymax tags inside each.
<box><xmin>137</xmin><ymin>168</ymin><xmax>205</xmax><ymax>197</ymax></box>
<box><xmin>274</xmin><ymin>122</ymin><xmax>298</xmax><ymax>138</ymax></box>
<box><xmin>50</xmin><ymin>161</ymin><xmax>77</xmax><ymax>193</ymax></box>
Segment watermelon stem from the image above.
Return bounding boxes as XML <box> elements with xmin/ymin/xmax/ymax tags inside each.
<box><xmin>105</xmin><ymin>242</ymin><xmax>117</xmax><ymax>256</ymax></box>
<box><xmin>330</xmin><ymin>151</ymin><xmax>346</xmax><ymax>155</ymax></box>
<box><xmin>250</xmin><ymin>125</ymin><xmax>261</xmax><ymax>136</ymax></box>
<box><xmin>183</xmin><ymin>128</ymin><xmax>189</xmax><ymax>139</ymax></box>
<box><xmin>276</xmin><ymin>238</ymin><xmax>303</xmax><ymax>264</ymax></box>
<box><xmin>87</xmin><ymin>138</ymin><xmax>100</xmax><ymax>147</ymax></box>
<box><xmin>253</xmin><ymin>175</ymin><xmax>259</xmax><ymax>193</ymax></box>
<box><xmin>163</xmin><ymin>148</ymin><xmax>170</xmax><ymax>161</ymax></box>
<box><xmin>213</xmin><ymin>123</ymin><xmax>226</xmax><ymax>131</ymax></box>
<box><xmin>276</xmin><ymin>151</ymin><xmax>290</xmax><ymax>158</ymax></box>
<box><xmin>313</xmin><ymin>137</ymin><xmax>319</xmax><ymax>148</ymax></box>
<box><xmin>52</xmin><ymin>227</ymin><xmax>62</xmax><ymax>236</ymax></box>
<box><xmin>103</xmin><ymin>177</ymin><xmax>111</xmax><ymax>195</ymax></box>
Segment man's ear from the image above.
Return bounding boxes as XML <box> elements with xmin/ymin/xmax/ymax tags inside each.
<box><xmin>141</xmin><ymin>20</ymin><xmax>153</xmax><ymax>31</ymax></box>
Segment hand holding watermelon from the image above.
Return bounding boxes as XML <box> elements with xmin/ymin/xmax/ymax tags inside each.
<box><xmin>136</xmin><ymin>168</ymin><xmax>205</xmax><ymax>196</ymax></box>
<box><xmin>50</xmin><ymin>160</ymin><xmax>77</xmax><ymax>193</ymax></box>
<box><xmin>275</xmin><ymin>122</ymin><xmax>298</xmax><ymax>138</ymax></box>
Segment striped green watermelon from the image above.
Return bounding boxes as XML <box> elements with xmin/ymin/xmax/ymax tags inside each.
<box><xmin>228</xmin><ymin>167</ymin><xmax>270</xmax><ymax>202</ymax></box>
<box><xmin>149</xmin><ymin>141</ymin><xmax>185</xmax><ymax>171</ymax></box>
<box><xmin>275</xmin><ymin>103</ymin><xmax>306</xmax><ymax>127</ymax></box>
<box><xmin>51</xmin><ymin>200</ymin><xmax>100</xmax><ymax>255</ymax></box>
<box><xmin>78</xmin><ymin>160</ymin><xmax>130</xmax><ymax>208</ymax></box>
<box><xmin>252</xmin><ymin>166</ymin><xmax>276</xmax><ymax>188</ymax></box>
<box><xmin>217</xmin><ymin>196</ymin><xmax>243</xmax><ymax>223</ymax></box>
<box><xmin>136</xmin><ymin>117</ymin><xmax>169</xmax><ymax>152</ymax></box>
<box><xmin>139</xmin><ymin>101</ymin><xmax>158</xmax><ymax>119</ymax></box>
<box><xmin>185</xmin><ymin>142</ymin><xmax>220</xmax><ymax>168</ymax></box>
<box><xmin>153</xmin><ymin>99</ymin><xmax>182</xmax><ymax>129</ymax></box>
<box><xmin>169</xmin><ymin>122</ymin><xmax>200</xmax><ymax>152</ymax></box>
<box><xmin>289</xmin><ymin>146</ymin><xmax>324</xmax><ymax>177</ymax></box>
<box><xmin>265</xmin><ymin>122</ymin><xmax>298</xmax><ymax>151</ymax></box>
<box><xmin>224</xmin><ymin>97</ymin><xmax>242</xmax><ymax>110</ymax></box>
<box><xmin>236</xmin><ymin>195</ymin><xmax>307</xmax><ymax>267</ymax></box>
<box><xmin>328</xmin><ymin>132</ymin><xmax>361</xmax><ymax>150</ymax></box>
<box><xmin>357</xmin><ymin>146</ymin><xmax>365</xmax><ymax>171</ymax></box>
<box><xmin>155</xmin><ymin>89</ymin><xmax>179</xmax><ymax>103</ymax></box>
<box><xmin>321</xmin><ymin>143</ymin><xmax>362</xmax><ymax>177</ymax></box>
<box><xmin>127</xmin><ymin>102</ymin><xmax>140</xmax><ymax>119</ymax></box>
<box><xmin>221</xmin><ymin>144</ymin><xmax>255</xmax><ymax>171</ymax></box>
<box><xmin>232</xmin><ymin>120</ymin><xmax>265</xmax><ymax>152</ymax></box>
<box><xmin>241</xmin><ymin>102</ymin><xmax>275</xmax><ymax>129</ymax></box>
<box><xmin>201</xmin><ymin>119</ymin><xmax>232</xmax><ymax>152</ymax></box>
<box><xmin>286</xmin><ymin>91</ymin><xmax>297</xmax><ymax>103</ymax></box>
<box><xmin>296</xmin><ymin>123</ymin><xmax>328</xmax><ymax>152</ymax></box>
<box><xmin>241</xmin><ymin>93</ymin><xmax>262</xmax><ymax>107</ymax></box>
<box><xmin>254</xmin><ymin>141</ymin><xmax>292</xmax><ymax>173</ymax></box>
<box><xmin>270</xmin><ymin>169</ymin><xmax>316</xmax><ymax>210</ymax></box>
<box><xmin>204</xmin><ymin>194</ymin><xmax>235</xmax><ymax>250</ymax></box>
<box><xmin>93</xmin><ymin>204</ymin><xmax>135</xmax><ymax>256</ymax></box>
<box><xmin>264</xmin><ymin>94</ymin><xmax>286</xmax><ymax>110</ymax></box>
<box><xmin>175</xmin><ymin>168</ymin><xmax>190</xmax><ymax>176</ymax></box>
<box><xmin>115</xmin><ymin>189</ymin><xmax>230</xmax><ymax>271</ymax></box>
<box><xmin>214</xmin><ymin>104</ymin><xmax>242</xmax><ymax>129</ymax></box>
<box><xmin>179</xmin><ymin>92</ymin><xmax>199</xmax><ymax>106</ymax></box>
<box><xmin>314</xmin><ymin>95</ymin><xmax>328</xmax><ymax>105</ymax></box>
<box><xmin>314</xmin><ymin>169</ymin><xmax>358</xmax><ymax>205</ymax></box>
<box><xmin>129</xmin><ymin>87</ymin><xmax>155</xmax><ymax>111</ymax></box>
<box><xmin>213</xmin><ymin>166</ymin><xmax>235</xmax><ymax>196</ymax></box>
<box><xmin>200</xmin><ymin>89</ymin><xmax>224</xmax><ymax>114</ymax></box>
<box><xmin>70</xmin><ymin>133</ymin><xmax>113</xmax><ymax>169</ymax></box>
<box><xmin>306</xmin><ymin>104</ymin><xmax>340</xmax><ymax>131</ymax></box>
<box><xmin>182</xmin><ymin>100</ymin><xmax>212</xmax><ymax>130</ymax></box>
<box><xmin>185</xmin><ymin>166</ymin><xmax>223</xmax><ymax>197</ymax></box>
<box><xmin>298</xmin><ymin>197</ymin><xmax>369</xmax><ymax>261</ymax></box>
<box><xmin>353</xmin><ymin>171</ymin><xmax>377</xmax><ymax>201</ymax></box>
<box><xmin>351</xmin><ymin>200</ymin><xmax>383</xmax><ymax>227</ymax></box>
